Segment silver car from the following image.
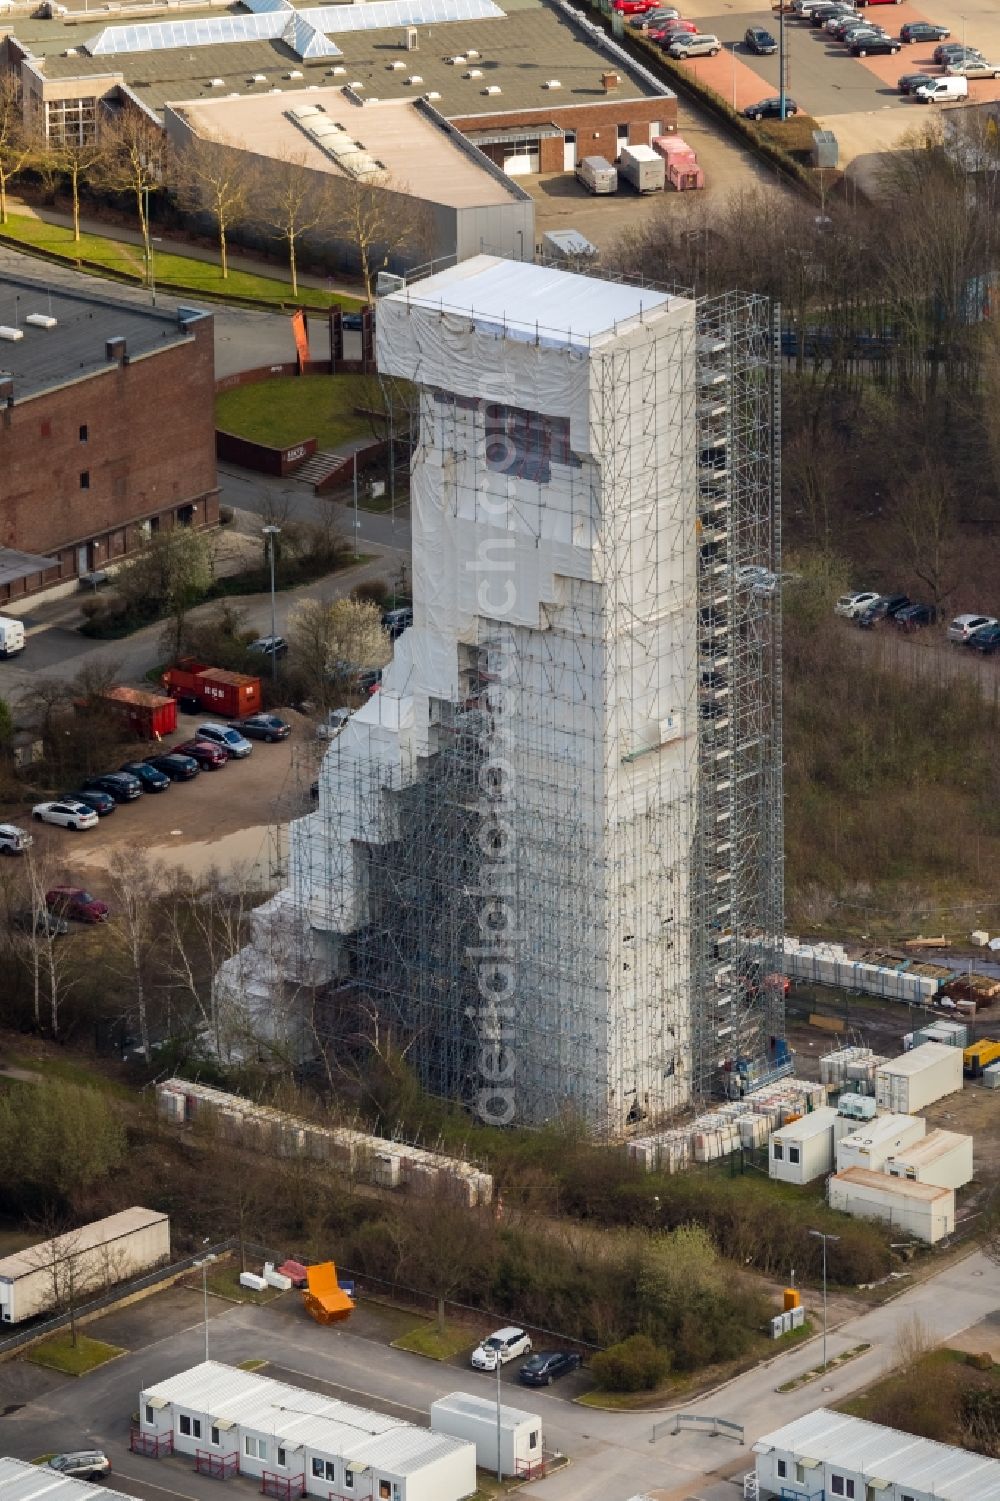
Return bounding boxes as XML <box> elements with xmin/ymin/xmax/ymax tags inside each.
<box><xmin>669</xmin><ymin>30</ymin><xmax>721</xmax><ymax>55</ymax></box>
<box><xmin>195</xmin><ymin>722</ymin><xmax>253</xmax><ymax>758</ymax></box>
<box><xmin>48</xmin><ymin>1453</ymin><xmax>112</xmax><ymax>1482</ymax></box>
<box><xmin>946</xmin><ymin>57</ymin><xmax>1000</xmax><ymax>76</ymax></box>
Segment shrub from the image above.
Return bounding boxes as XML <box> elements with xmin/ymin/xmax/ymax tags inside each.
<box><xmin>351</xmin><ymin>579</ymin><xmax>390</xmax><ymax>607</ymax></box>
<box><xmin>591</xmin><ymin>1334</ymin><xmax>670</xmax><ymax>1392</ymax></box>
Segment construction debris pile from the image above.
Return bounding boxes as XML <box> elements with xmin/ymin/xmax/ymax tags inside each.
<box><xmin>627</xmin><ymin>1077</ymin><xmax>827</xmax><ymax>1173</ymax></box>
<box><xmin>156</xmin><ymin>1079</ymin><xmax>493</xmax><ymax>1207</ymax></box>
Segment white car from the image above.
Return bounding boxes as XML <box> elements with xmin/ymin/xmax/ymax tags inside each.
<box><xmin>0</xmin><ymin>823</ymin><xmax>32</xmax><ymax>854</ymax></box>
<box><xmin>32</xmin><ymin>799</ymin><xmax>99</xmax><ymax>831</ymax></box>
<box><xmin>835</xmin><ymin>591</ymin><xmax>880</xmax><ymax>619</ymax></box>
<box><xmin>471</xmin><ymin>1327</ymin><xmax>533</xmax><ymax>1371</ymax></box>
<box><xmin>317</xmin><ymin>707</ymin><xmax>352</xmax><ymax>741</ymax></box>
<box><xmin>736</xmin><ymin>564</ymin><xmax>778</xmax><ymax>595</ymax></box>
<box><xmin>196</xmin><ymin>722</ymin><xmax>253</xmax><ymax>758</ymax></box>
<box><xmin>669</xmin><ymin>31</ymin><xmax>721</xmax><ymax>55</ymax></box>
<box><xmin>945</xmin><ymin>58</ymin><xmax>1000</xmax><ymax>77</ymax></box>
<box><xmin>947</xmin><ymin>613</ymin><xmax>998</xmax><ymax>644</ymax></box>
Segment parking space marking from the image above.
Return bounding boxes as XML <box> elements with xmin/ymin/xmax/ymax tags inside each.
<box><xmin>110</xmin><ymin>1471</ymin><xmax>201</xmax><ymax>1501</ymax></box>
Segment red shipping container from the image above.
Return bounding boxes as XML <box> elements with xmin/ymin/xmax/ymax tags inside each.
<box><xmin>103</xmin><ymin>685</ymin><xmax>178</xmax><ymax>741</ymax></box>
<box><xmin>162</xmin><ymin>659</ymin><xmax>262</xmax><ymax>717</ymax></box>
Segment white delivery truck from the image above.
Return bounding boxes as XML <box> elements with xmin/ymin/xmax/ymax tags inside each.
<box><xmin>618</xmin><ymin>143</ymin><xmax>666</xmax><ymax>193</ymax></box>
<box><xmin>915</xmin><ymin>75</ymin><xmax>968</xmax><ymax>102</ymax></box>
<box><xmin>0</xmin><ymin>618</ymin><xmax>25</xmax><ymax>658</ymax></box>
<box><xmin>576</xmin><ymin>155</ymin><xmax>618</xmax><ymax>194</ymax></box>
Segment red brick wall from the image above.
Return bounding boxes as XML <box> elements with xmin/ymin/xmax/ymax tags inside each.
<box><xmin>450</xmin><ymin>98</ymin><xmax>677</xmax><ymax>173</ymax></box>
<box><xmin>0</xmin><ymin>315</ymin><xmax>218</xmax><ymax>591</ymax></box>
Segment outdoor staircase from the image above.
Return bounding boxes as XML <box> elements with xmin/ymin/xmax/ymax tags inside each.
<box><xmin>294</xmin><ymin>449</ymin><xmax>343</xmax><ymax>487</ymax></box>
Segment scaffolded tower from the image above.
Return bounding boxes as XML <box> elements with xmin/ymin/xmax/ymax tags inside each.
<box><xmin>222</xmin><ymin>256</ymin><xmax>783</xmax><ymax>1133</ymax></box>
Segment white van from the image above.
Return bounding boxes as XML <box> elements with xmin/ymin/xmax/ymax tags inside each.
<box><xmin>915</xmin><ymin>75</ymin><xmax>969</xmax><ymax>102</ymax></box>
<box><xmin>0</xmin><ymin>618</ymin><xmax>25</xmax><ymax>658</ymax></box>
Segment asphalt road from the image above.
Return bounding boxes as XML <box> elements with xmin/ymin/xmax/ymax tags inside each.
<box><xmin>1</xmin><ymin>1250</ymin><xmax>996</xmax><ymax>1501</ymax></box>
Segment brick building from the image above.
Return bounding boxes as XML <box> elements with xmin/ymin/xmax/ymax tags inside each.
<box><xmin>0</xmin><ymin>275</ymin><xmax>218</xmax><ymax>605</ymax></box>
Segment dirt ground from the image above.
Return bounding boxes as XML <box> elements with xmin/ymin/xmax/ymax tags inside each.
<box><xmin>22</xmin><ymin>709</ymin><xmax>325</xmax><ymax>892</ymax></box>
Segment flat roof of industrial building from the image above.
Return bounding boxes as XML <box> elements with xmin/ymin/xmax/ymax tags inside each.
<box><xmin>0</xmin><ymin>1459</ymin><xmax>139</xmax><ymax>1501</ymax></box>
<box><xmin>771</xmin><ymin>1106</ymin><xmax>838</xmax><ymax>1142</ymax></box>
<box><xmin>0</xmin><ymin>276</ymin><xmax>209</xmax><ymax>400</ymax></box>
<box><xmin>833</xmin><ymin>1167</ymin><xmax>951</xmax><ymax>1203</ymax></box>
<box><xmin>754</xmin><ymin>1408</ymin><xmax>1000</xmax><ymax>1501</ymax></box>
<box><xmin>12</xmin><ymin>0</ymin><xmax>669</xmax><ymax>117</ymax></box>
<box><xmin>839</xmin><ymin>1113</ymin><xmax>922</xmax><ymax>1148</ymax></box>
<box><xmin>384</xmin><ymin>253</ymin><xmax>679</xmax><ymax>348</ymax></box>
<box><xmin>0</xmin><ymin>1207</ymin><xmax>167</xmax><ymax>1282</ymax></box>
<box><xmin>169</xmin><ymin>90</ymin><xmax>522</xmax><ymax>208</ymax></box>
<box><xmin>142</xmin><ymin>1361</ymin><xmax>470</xmax><ymax>1475</ymax></box>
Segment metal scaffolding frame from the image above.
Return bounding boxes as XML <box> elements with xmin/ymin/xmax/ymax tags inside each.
<box><xmin>255</xmin><ymin>268</ymin><xmax>783</xmax><ymax>1131</ymax></box>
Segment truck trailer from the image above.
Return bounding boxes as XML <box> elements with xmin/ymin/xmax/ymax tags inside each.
<box><xmin>576</xmin><ymin>156</ymin><xmax>618</xmax><ymax>194</ymax></box>
<box><xmin>618</xmin><ymin>144</ymin><xmax>665</xmax><ymax>193</ymax></box>
<box><xmin>0</xmin><ymin>1207</ymin><xmax>170</xmax><ymax>1323</ymax></box>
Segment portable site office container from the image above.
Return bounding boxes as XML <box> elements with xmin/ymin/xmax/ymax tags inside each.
<box><xmin>829</xmin><ymin>1167</ymin><xmax>954</xmax><ymax>1243</ymax></box>
<box><xmin>875</xmin><ymin>1041</ymin><xmax>963</xmax><ymax>1112</ymax></box>
<box><xmin>0</xmin><ymin>1207</ymin><xmax>169</xmax><ymax>1324</ymax></box>
<box><xmin>754</xmin><ymin>1407</ymin><xmax>1000</xmax><ymax>1501</ymax></box>
<box><xmin>835</xmin><ymin>1113</ymin><xmax>925</xmax><ymax>1175</ymax></box>
<box><xmin>139</xmin><ymin>1361</ymin><xmax>477</xmax><ymax>1501</ymax></box>
<box><xmin>885</xmin><ymin>1128</ymin><xmax>973</xmax><ymax>1190</ymax></box>
<box><xmin>768</xmin><ymin>1106</ymin><xmax>839</xmax><ymax>1184</ymax></box>
<box><xmin>431</xmin><ymin>1392</ymin><xmax>542</xmax><ymax>1480</ymax></box>
<box><xmin>0</xmin><ymin>1459</ymin><xmax>140</xmax><ymax>1501</ymax></box>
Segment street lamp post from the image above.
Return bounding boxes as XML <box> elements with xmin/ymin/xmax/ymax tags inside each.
<box><xmin>779</xmin><ymin>1</ymin><xmax>787</xmax><ymax>122</ymax></box>
<box><xmin>496</xmin><ymin>1356</ymin><xmax>503</xmax><ymax>1484</ymax></box>
<box><xmin>193</xmin><ymin>1253</ymin><xmax>217</xmax><ymax>1361</ymax></box>
<box><xmin>262</xmin><ymin>526</ymin><xmax>281</xmax><ymax>682</ymax></box>
<box><xmin>808</xmin><ymin>1230</ymin><xmax>839</xmax><ymax>1370</ymax></box>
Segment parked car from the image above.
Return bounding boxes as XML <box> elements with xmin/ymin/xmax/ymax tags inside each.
<box><xmin>857</xmin><ymin>593</ymin><xmax>910</xmax><ymax>626</ymax></box>
<box><xmin>829</xmin><ymin>13</ymin><xmax>871</xmax><ymax>36</ymax></box>
<box><xmin>967</xmin><ymin>623</ymin><xmax>1000</xmax><ymax>655</ymax></box>
<box><xmin>947</xmin><ymin>613</ymin><xmax>998</xmax><ymax>644</ymax></box>
<box><xmin>31</xmin><ymin>799</ymin><xmax>99</xmax><ymax>831</ymax></box>
<box><xmin>934</xmin><ymin>41</ymin><xmax>983</xmax><ymax>62</ymax></box>
<box><xmin>743</xmin><ymin>96</ymin><xmax>799</xmax><ymax>119</ymax></box>
<box><xmin>471</xmin><ymin>1327</ymin><xmax>533</xmax><ymax>1371</ymax></box>
<box><xmin>317</xmin><ymin>707</ymin><xmax>352</xmax><ymax>740</ymax></box>
<box><xmin>898</xmin><ymin>71</ymin><xmax>936</xmax><ymax>93</ymax></box>
<box><xmin>64</xmin><ymin>787</ymin><xmax>115</xmax><ymax>818</ymax></box>
<box><xmin>247</xmin><ymin>635</ymin><xmax>288</xmax><ymax>659</ymax></box>
<box><xmin>850</xmin><ymin>32</ymin><xmax>899</xmax><ymax>52</ymax></box>
<box><xmin>650</xmin><ymin>18</ymin><xmax>696</xmax><ymax>37</ymax></box>
<box><xmin>519</xmin><ymin>1350</ymin><xmax>583</xmax><ymax>1386</ymax></box>
<box><xmin>120</xmin><ymin>760</ymin><xmax>171</xmax><ymax>792</ymax></box>
<box><xmin>899</xmin><ymin>20</ymin><xmax>949</xmax><ymax>40</ymax></box>
<box><xmin>668</xmin><ymin>30</ymin><xmax>722</xmax><ymax>54</ymax></box>
<box><xmin>745</xmin><ymin>24</ymin><xmax>778</xmax><ymax>50</ymax></box>
<box><xmin>174</xmin><ymin>739</ymin><xmax>229</xmax><ymax>769</ymax></box>
<box><xmin>48</xmin><ymin>1454</ymin><xmax>112</xmax><ymax>1482</ymax></box>
<box><xmin>835</xmin><ymin>590</ymin><xmax>880</xmax><ymax>619</ymax></box>
<box><xmin>233</xmin><ymin>712</ymin><xmax>292</xmax><ymax>742</ymax></box>
<box><xmin>144</xmin><ymin>752</ymin><xmax>200</xmax><ymax>782</ymax></box>
<box><xmin>811</xmin><ymin>4</ymin><xmax>854</xmax><ymax>24</ymax></box>
<box><xmin>0</xmin><ymin>823</ymin><xmax>32</xmax><ymax>855</ymax></box>
<box><xmin>840</xmin><ymin>24</ymin><xmax>887</xmax><ymax>44</ymax></box>
<box><xmin>628</xmin><ymin>5</ymin><xmax>679</xmax><ymax>23</ymax></box>
<box><xmin>946</xmin><ymin>57</ymin><xmax>1000</xmax><ymax>76</ymax></box>
<box><xmin>195</xmin><ymin>723</ymin><xmax>253</xmax><ymax>758</ymax></box>
<box><xmin>12</xmin><ymin>908</ymin><xmax>69</xmax><ymax>937</ymax></box>
<box><xmin>895</xmin><ymin>602</ymin><xmax>937</xmax><ymax>630</ymax></box>
<box><xmin>381</xmin><ymin>606</ymin><xmax>414</xmax><ymax>639</ymax></box>
<box><xmin>82</xmin><ymin>771</ymin><xmax>142</xmax><ymax>803</ymax></box>
<box><xmin>350</xmin><ymin>667</ymin><xmax>383</xmax><ymax>695</ymax></box>
<box><xmin>612</xmin><ymin>0</ymin><xmax>657</xmax><ymax>13</ymax></box>
<box><xmin>46</xmin><ymin>886</ymin><xmax>109</xmax><ymax>924</ymax></box>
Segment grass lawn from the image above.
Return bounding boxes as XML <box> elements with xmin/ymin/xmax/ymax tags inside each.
<box><xmin>28</xmin><ymin>1333</ymin><xmax>125</xmax><ymax>1376</ymax></box>
<box><xmin>7</xmin><ymin>1052</ymin><xmax>132</xmax><ymax>1099</ymax></box>
<box><xmin>392</xmin><ymin>1320</ymin><xmax>473</xmax><ymax>1361</ymax></box>
<box><xmin>194</xmin><ymin>1264</ymin><xmax>281</xmax><ymax>1305</ymax></box>
<box><xmin>237</xmin><ymin>1358</ymin><xmax>268</xmax><ymax>1372</ymax></box>
<box><xmin>0</xmin><ymin>212</ymin><xmax>362</xmax><ymax>312</ymax></box>
<box><xmin>215</xmin><ymin>374</ymin><xmax>373</xmax><ymax>450</ymax></box>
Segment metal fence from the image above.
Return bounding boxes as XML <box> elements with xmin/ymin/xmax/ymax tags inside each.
<box><xmin>650</xmin><ymin>1413</ymin><xmax>745</xmax><ymax>1444</ymax></box>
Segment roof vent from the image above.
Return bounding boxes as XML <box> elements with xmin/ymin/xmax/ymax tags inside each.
<box><xmin>329</xmin><ymin>65</ymin><xmax>346</xmax><ymax>74</ymax></box>
<box><xmin>482</xmin><ymin>84</ymin><xmax>501</xmax><ymax>94</ymax></box>
<box><xmin>285</xmin><ymin>69</ymin><xmax>303</xmax><ymax>79</ymax></box>
<box><xmin>543</xmin><ymin>78</ymin><xmax>561</xmax><ymax>88</ymax></box>
<box><xmin>601</xmin><ymin>69</ymin><xmax>621</xmax><ymax>92</ymax></box>
<box><xmin>63</xmin><ymin>47</ymin><xmax>77</xmax><ymax>56</ymax></box>
<box><xmin>464</xmin><ymin>67</ymin><xmax>482</xmax><ymax>77</ymax></box>
<box><xmin>26</xmin><ymin>314</ymin><xmax>57</xmax><ymax>330</ymax></box>
<box><xmin>0</xmin><ymin>326</ymin><xmax>24</xmax><ymax>343</ymax></box>
<box><xmin>209</xmin><ymin>76</ymin><xmax>225</xmax><ymax>86</ymax></box>
<box><xmin>349</xmin><ymin>80</ymin><xmax>364</xmax><ymax>88</ymax></box>
<box><xmin>466</xmin><ymin>47</ymin><xmax>480</xmax><ymax>58</ymax></box>
<box><xmin>388</xmin><ymin>59</ymin><xmax>405</xmax><ymax>68</ymax></box>
<box><xmin>404</xmin><ymin>73</ymin><xmax>422</xmax><ymax>84</ymax></box>
<box><xmin>251</xmin><ymin>72</ymin><xmax>266</xmax><ymax>82</ymax></box>
<box><xmin>424</xmin><ymin>89</ymin><xmax>441</xmax><ymax>99</ymax></box>
<box><xmin>405</xmin><ymin>24</ymin><xmax>418</xmax><ymax>49</ymax></box>
<box><xmin>446</xmin><ymin>53</ymin><xmax>466</xmax><ymax>63</ymax></box>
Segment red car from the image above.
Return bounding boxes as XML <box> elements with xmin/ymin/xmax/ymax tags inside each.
<box><xmin>174</xmin><ymin>738</ymin><xmax>229</xmax><ymax>769</ymax></box>
<box><xmin>46</xmin><ymin>886</ymin><xmax>110</xmax><ymax>923</ymax></box>
<box><xmin>650</xmin><ymin>18</ymin><xmax>697</xmax><ymax>37</ymax></box>
<box><xmin>612</xmin><ymin>0</ymin><xmax>658</xmax><ymax>12</ymax></box>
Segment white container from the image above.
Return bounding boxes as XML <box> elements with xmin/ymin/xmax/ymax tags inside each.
<box><xmin>431</xmin><ymin>1392</ymin><xmax>542</xmax><ymax>1478</ymax></box>
<box><xmin>885</xmin><ymin>1129</ymin><xmax>973</xmax><ymax>1190</ymax></box>
<box><xmin>769</xmin><ymin>1106</ymin><xmax>839</xmax><ymax>1185</ymax></box>
<box><xmin>618</xmin><ymin>144</ymin><xmax>665</xmax><ymax>193</ymax></box>
<box><xmin>0</xmin><ymin>618</ymin><xmax>25</xmax><ymax>658</ymax></box>
<box><xmin>836</xmin><ymin>1114</ymin><xmax>925</xmax><ymax>1175</ymax></box>
<box><xmin>576</xmin><ymin>155</ymin><xmax>617</xmax><ymax>194</ymax></box>
<box><xmin>0</xmin><ymin>1208</ymin><xmax>169</xmax><ymax>1325</ymax></box>
<box><xmin>239</xmin><ymin>1272</ymin><xmax>267</xmax><ymax>1291</ymax></box>
<box><xmin>829</xmin><ymin>1168</ymin><xmax>954</xmax><ymax>1244</ymax></box>
<box><xmin>984</xmin><ymin>1061</ymin><xmax>1000</xmax><ymax>1089</ymax></box>
<box><xmin>875</xmin><ymin>1042</ymin><xmax>963</xmax><ymax>1113</ymax></box>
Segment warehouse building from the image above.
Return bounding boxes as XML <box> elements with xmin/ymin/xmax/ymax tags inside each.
<box><xmin>0</xmin><ymin>1207</ymin><xmax>170</xmax><ymax>1324</ymax></box>
<box><xmin>4</xmin><ymin>0</ymin><xmax>675</xmax><ymax>183</ymax></box>
<box><xmin>138</xmin><ymin>1361</ymin><xmax>477</xmax><ymax>1501</ymax></box>
<box><xmin>828</xmin><ymin>1166</ymin><xmax>954</xmax><ymax>1243</ymax></box>
<box><xmin>753</xmin><ymin>1407</ymin><xmax>1000</xmax><ymax>1500</ymax></box>
<box><xmin>0</xmin><ymin>274</ymin><xmax>217</xmax><ymax>605</ymax></box>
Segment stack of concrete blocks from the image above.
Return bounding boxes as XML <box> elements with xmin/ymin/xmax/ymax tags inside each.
<box><xmin>821</xmin><ymin>1047</ymin><xmax>886</xmax><ymax>1090</ymax></box>
<box><xmin>626</xmin><ymin>1079</ymin><xmax>827</xmax><ymax>1172</ymax></box>
<box><xmin>778</xmin><ymin>938</ymin><xmax>942</xmax><ymax>1004</ymax></box>
<box><xmin>156</xmin><ymin>1079</ymin><xmax>493</xmax><ymax>1207</ymax></box>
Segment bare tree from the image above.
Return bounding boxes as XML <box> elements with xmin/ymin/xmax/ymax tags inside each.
<box><xmin>104</xmin><ymin>847</ymin><xmax>164</xmax><ymax>1061</ymax></box>
<box><xmin>164</xmin><ymin>864</ymin><xmax>255</xmax><ymax>1057</ymax></box>
<box><xmin>340</xmin><ymin>175</ymin><xmax>433</xmax><ymax>300</ymax></box>
<box><xmin>0</xmin><ymin>73</ymin><xmax>31</xmax><ymax>226</ymax></box>
<box><xmin>174</xmin><ymin>135</ymin><xmax>254</xmax><ymax>280</ymax></box>
<box><xmin>24</xmin><ymin>1216</ymin><xmax>130</xmax><ymax>1346</ymax></box>
<box><xmin>258</xmin><ymin>154</ymin><xmax>326</xmax><ymax>298</ymax></box>
<box><xmin>287</xmin><ymin>596</ymin><xmax>390</xmax><ymax>710</ymax></box>
<box><xmin>888</xmin><ymin>458</ymin><xmax>962</xmax><ymax>611</ymax></box>
<box><xmin>31</xmin><ymin>127</ymin><xmax>107</xmax><ymax>242</ymax></box>
<box><xmin>98</xmin><ymin>108</ymin><xmax>166</xmax><ymax>274</ymax></box>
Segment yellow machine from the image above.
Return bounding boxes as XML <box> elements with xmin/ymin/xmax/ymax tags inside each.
<box><xmin>963</xmin><ymin>1040</ymin><xmax>1000</xmax><ymax>1077</ymax></box>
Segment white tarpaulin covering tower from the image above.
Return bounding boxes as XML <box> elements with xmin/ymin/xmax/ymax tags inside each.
<box><xmin>217</xmin><ymin>255</ymin><xmax>783</xmax><ymax>1133</ymax></box>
